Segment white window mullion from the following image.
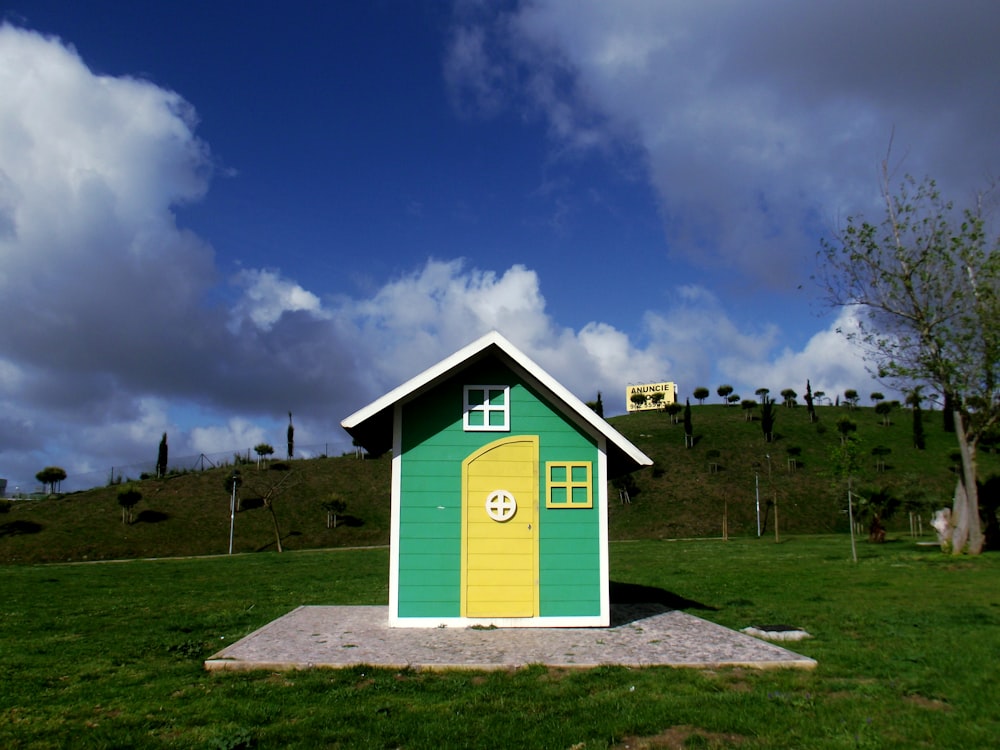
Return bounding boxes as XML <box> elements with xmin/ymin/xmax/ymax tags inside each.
<box><xmin>463</xmin><ymin>384</ymin><xmax>510</xmax><ymax>432</ymax></box>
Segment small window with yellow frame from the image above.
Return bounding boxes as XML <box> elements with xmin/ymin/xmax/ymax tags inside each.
<box><xmin>545</xmin><ymin>462</ymin><xmax>592</xmax><ymax>508</ymax></box>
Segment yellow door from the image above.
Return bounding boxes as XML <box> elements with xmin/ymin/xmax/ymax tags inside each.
<box><xmin>461</xmin><ymin>436</ymin><xmax>539</xmax><ymax>618</ymax></box>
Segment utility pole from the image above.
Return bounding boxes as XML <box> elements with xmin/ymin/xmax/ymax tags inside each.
<box><xmin>754</xmin><ymin>467</ymin><xmax>761</xmax><ymax>537</ymax></box>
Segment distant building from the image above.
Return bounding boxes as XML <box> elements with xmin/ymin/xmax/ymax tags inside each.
<box><xmin>625</xmin><ymin>382</ymin><xmax>678</xmax><ymax>412</ymax></box>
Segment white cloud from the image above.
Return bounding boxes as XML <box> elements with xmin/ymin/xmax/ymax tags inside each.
<box><xmin>447</xmin><ymin>1</ymin><xmax>1000</xmax><ymax>283</ymax></box>
<box><xmin>722</xmin><ymin>308</ymin><xmax>877</xmax><ymax>403</ymax></box>
<box><xmin>230</xmin><ymin>268</ymin><xmax>327</xmax><ymax>332</ymax></box>
<box><xmin>190</xmin><ymin>418</ymin><xmax>268</xmax><ymax>457</ymax></box>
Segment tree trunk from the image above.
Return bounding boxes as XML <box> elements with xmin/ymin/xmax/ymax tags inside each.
<box><xmin>951</xmin><ymin>409</ymin><xmax>984</xmax><ymax>554</ymax></box>
<box><xmin>951</xmin><ymin>479</ymin><xmax>969</xmax><ymax>553</ymax></box>
<box><xmin>266</xmin><ymin>502</ymin><xmax>283</xmax><ymax>553</ymax></box>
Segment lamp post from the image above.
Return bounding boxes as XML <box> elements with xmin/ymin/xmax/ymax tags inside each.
<box><xmin>228</xmin><ymin>470</ymin><xmax>241</xmax><ymax>555</ymax></box>
<box><xmin>753</xmin><ymin>462</ymin><xmax>761</xmax><ymax>537</ymax></box>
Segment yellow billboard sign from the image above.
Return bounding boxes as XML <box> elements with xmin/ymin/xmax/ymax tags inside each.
<box><xmin>626</xmin><ymin>382</ymin><xmax>678</xmax><ymax>412</ymax></box>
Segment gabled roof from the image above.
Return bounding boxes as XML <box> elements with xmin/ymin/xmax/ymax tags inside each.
<box><xmin>341</xmin><ymin>330</ymin><xmax>652</xmax><ymax>478</ymax></box>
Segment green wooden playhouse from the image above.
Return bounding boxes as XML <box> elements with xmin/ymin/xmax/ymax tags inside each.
<box><xmin>341</xmin><ymin>331</ymin><xmax>652</xmax><ymax>627</ymax></box>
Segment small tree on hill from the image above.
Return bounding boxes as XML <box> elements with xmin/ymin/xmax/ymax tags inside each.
<box><xmin>906</xmin><ymin>386</ymin><xmax>926</xmax><ymax>450</ymax></box>
<box><xmin>35</xmin><ymin>466</ymin><xmax>66</xmax><ymax>494</ymax></box>
<box><xmin>831</xmin><ymin>434</ymin><xmax>864</xmax><ymax>562</ymax></box>
<box><xmin>755</xmin><ymin>387</ymin><xmax>770</xmax><ymax>404</ymax></box>
<box><xmin>780</xmin><ymin>388</ymin><xmax>797</xmax><ymax>407</ymax></box>
<box><xmin>844</xmin><ymin>389</ymin><xmax>860</xmax><ymax>409</ymax></box>
<box><xmin>156</xmin><ymin>432</ymin><xmax>168</xmax><ymax>478</ymax></box>
<box><xmin>117</xmin><ymin>484</ymin><xmax>142</xmax><ymax>525</ymax></box>
<box><xmin>786</xmin><ymin>446</ymin><xmax>802</xmax><ymax>470</ymax></box>
<box><xmin>664</xmin><ymin>402</ymin><xmax>682</xmax><ymax>423</ymax></box>
<box><xmin>287</xmin><ymin>413</ymin><xmax>295</xmax><ymax>460</ymax></box>
<box><xmin>717</xmin><ymin>384</ymin><xmax>734</xmax><ymax>404</ymax></box>
<box><xmin>585</xmin><ymin>391</ymin><xmax>605</xmax><ymax>417</ymax></box>
<box><xmin>629</xmin><ymin>393</ymin><xmax>648</xmax><ymax>410</ymax></box>
<box><xmin>728</xmin><ymin>393</ymin><xmax>741</xmax><ymax>406</ymax></box>
<box><xmin>872</xmin><ymin>445</ymin><xmax>892</xmax><ymax>472</ymax></box>
<box><xmin>875</xmin><ymin>400</ymin><xmax>895</xmax><ymax>427</ymax></box>
<box><xmin>741</xmin><ymin>399</ymin><xmax>757</xmax><ymax>422</ymax></box>
<box><xmin>322</xmin><ymin>493</ymin><xmax>348</xmax><ymax>529</ymax></box>
<box><xmin>805</xmin><ymin>380</ymin><xmax>817</xmax><ymax>422</ymax></box>
<box><xmin>693</xmin><ymin>387</ymin><xmax>709</xmax><ymax>405</ymax></box>
<box><xmin>760</xmin><ymin>398</ymin><xmax>776</xmax><ymax>442</ymax></box>
<box><xmin>254</xmin><ymin>443</ymin><xmax>274</xmax><ymax>469</ymax></box>
<box><xmin>836</xmin><ymin>417</ymin><xmax>858</xmax><ymax>445</ymax></box>
<box><xmin>683</xmin><ymin>398</ymin><xmax>694</xmax><ymax>448</ymax></box>
<box><xmin>870</xmin><ymin>392</ymin><xmax>885</xmax><ymax>406</ymax></box>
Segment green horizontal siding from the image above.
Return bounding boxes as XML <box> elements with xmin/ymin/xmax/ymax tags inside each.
<box><xmin>398</xmin><ymin>552</ymin><xmax>460</xmax><ymax>571</ymax></box>
<box><xmin>395</xmin><ymin>357</ymin><xmax>606</xmax><ymax>619</ymax></box>
<box><xmin>540</xmin><ymin>553</ymin><xmax>599</xmax><ymax>572</ymax></box>
<box><xmin>541</xmin><ymin>583</ymin><xmax>600</xmax><ymax>602</ymax></box>
<box><xmin>541</xmin><ymin>598</ymin><xmax>600</xmax><ymax>617</ymax></box>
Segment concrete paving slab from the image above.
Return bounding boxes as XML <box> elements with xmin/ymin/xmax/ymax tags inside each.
<box><xmin>205</xmin><ymin>604</ymin><xmax>816</xmax><ymax>671</ymax></box>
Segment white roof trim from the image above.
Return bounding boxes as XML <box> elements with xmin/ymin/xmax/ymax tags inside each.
<box><xmin>341</xmin><ymin>330</ymin><xmax>652</xmax><ymax>469</ymax></box>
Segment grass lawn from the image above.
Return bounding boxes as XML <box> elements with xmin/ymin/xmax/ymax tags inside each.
<box><xmin>2</xmin><ymin>536</ymin><xmax>998</xmax><ymax>748</ymax></box>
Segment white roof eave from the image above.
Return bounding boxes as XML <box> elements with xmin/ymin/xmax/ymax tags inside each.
<box><xmin>341</xmin><ymin>331</ymin><xmax>652</xmax><ymax>470</ymax></box>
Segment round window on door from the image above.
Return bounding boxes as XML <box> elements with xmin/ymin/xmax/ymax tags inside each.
<box><xmin>484</xmin><ymin>489</ymin><xmax>517</xmax><ymax>522</ymax></box>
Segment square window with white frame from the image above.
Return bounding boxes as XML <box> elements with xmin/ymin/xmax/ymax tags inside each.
<box><xmin>463</xmin><ymin>385</ymin><xmax>510</xmax><ymax>431</ymax></box>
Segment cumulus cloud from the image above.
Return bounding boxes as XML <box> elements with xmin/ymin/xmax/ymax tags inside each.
<box><xmin>190</xmin><ymin>418</ymin><xmax>268</xmax><ymax>458</ymax></box>
<box><xmin>721</xmin><ymin>308</ymin><xmax>876</xmax><ymax>404</ymax></box>
<box><xmin>230</xmin><ymin>268</ymin><xmax>328</xmax><ymax>332</ymax></box>
<box><xmin>445</xmin><ymin>0</ymin><xmax>1000</xmax><ymax>283</ymax></box>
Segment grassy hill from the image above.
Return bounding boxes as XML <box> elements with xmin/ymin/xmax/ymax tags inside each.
<box><xmin>2</xmin><ymin>404</ymin><xmax>997</xmax><ymax>563</ymax></box>
<box><xmin>608</xmin><ymin>403</ymin><xmax>998</xmax><ymax>540</ymax></box>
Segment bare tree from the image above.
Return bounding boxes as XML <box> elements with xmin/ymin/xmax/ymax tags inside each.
<box><xmin>246</xmin><ymin>470</ymin><xmax>296</xmax><ymax>552</ymax></box>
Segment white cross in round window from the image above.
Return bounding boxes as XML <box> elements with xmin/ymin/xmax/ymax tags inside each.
<box><xmin>484</xmin><ymin>489</ymin><xmax>517</xmax><ymax>522</ymax></box>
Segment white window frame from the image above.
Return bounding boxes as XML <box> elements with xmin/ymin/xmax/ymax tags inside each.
<box><xmin>463</xmin><ymin>385</ymin><xmax>510</xmax><ymax>432</ymax></box>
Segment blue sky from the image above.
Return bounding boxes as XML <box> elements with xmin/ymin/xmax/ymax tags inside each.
<box><xmin>2</xmin><ymin>1</ymin><xmax>999</xmax><ymax>492</ymax></box>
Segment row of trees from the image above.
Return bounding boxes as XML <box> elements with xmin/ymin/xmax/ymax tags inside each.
<box><xmin>150</xmin><ymin>413</ymin><xmax>296</xmax><ymax>478</ymax></box>
<box><xmin>640</xmin><ymin>384</ymin><xmax>904</xmax><ymax>412</ymax></box>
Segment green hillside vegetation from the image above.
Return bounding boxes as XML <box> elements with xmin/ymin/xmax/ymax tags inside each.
<box><xmin>0</xmin><ymin>456</ymin><xmax>391</xmax><ymax>564</ymax></box>
<box><xmin>609</xmin><ymin>402</ymin><xmax>999</xmax><ymax>541</ymax></box>
<box><xmin>2</xmin><ymin>404</ymin><xmax>997</xmax><ymax>564</ymax></box>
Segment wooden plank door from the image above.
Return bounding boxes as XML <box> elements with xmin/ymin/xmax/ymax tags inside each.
<box><xmin>461</xmin><ymin>436</ymin><xmax>538</xmax><ymax>618</ymax></box>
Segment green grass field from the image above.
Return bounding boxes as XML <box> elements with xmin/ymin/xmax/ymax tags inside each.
<box><xmin>2</xmin><ymin>536</ymin><xmax>999</xmax><ymax>749</ymax></box>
